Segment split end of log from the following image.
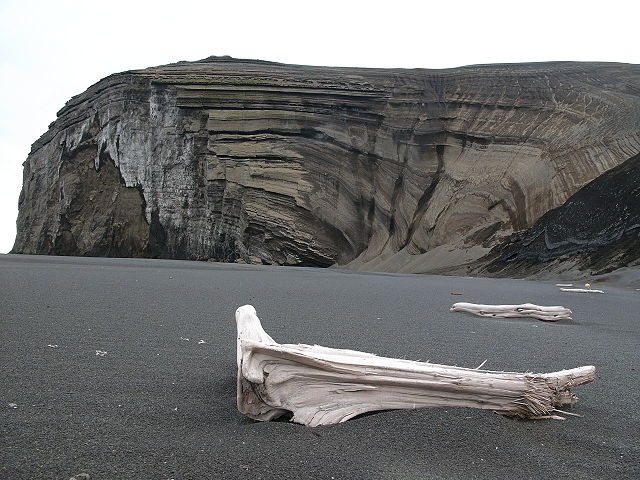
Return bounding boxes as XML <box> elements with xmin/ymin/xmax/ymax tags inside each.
<box><xmin>541</xmin><ymin>365</ymin><xmax>597</xmax><ymax>388</ymax></box>
<box><xmin>496</xmin><ymin>365</ymin><xmax>596</xmax><ymax>419</ymax></box>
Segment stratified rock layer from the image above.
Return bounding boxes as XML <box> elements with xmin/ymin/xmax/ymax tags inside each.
<box><xmin>12</xmin><ymin>57</ymin><xmax>640</xmax><ymax>273</ymax></box>
<box><xmin>475</xmin><ymin>152</ymin><xmax>640</xmax><ymax>277</ymax></box>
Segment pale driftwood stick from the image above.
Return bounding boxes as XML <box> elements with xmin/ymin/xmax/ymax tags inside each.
<box><xmin>235</xmin><ymin>305</ymin><xmax>595</xmax><ymax>427</ymax></box>
<box><xmin>560</xmin><ymin>288</ymin><xmax>604</xmax><ymax>294</ymax></box>
<box><xmin>450</xmin><ymin>302</ymin><xmax>572</xmax><ymax>322</ymax></box>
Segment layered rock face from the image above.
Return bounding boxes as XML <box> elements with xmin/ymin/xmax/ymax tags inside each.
<box><xmin>475</xmin><ymin>152</ymin><xmax>640</xmax><ymax>277</ymax></box>
<box><xmin>12</xmin><ymin>57</ymin><xmax>640</xmax><ymax>273</ymax></box>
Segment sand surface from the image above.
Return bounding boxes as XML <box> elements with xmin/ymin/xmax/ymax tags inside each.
<box><xmin>1</xmin><ymin>254</ymin><xmax>638</xmax><ymax>479</ymax></box>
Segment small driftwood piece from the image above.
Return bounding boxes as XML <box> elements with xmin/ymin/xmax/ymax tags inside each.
<box><xmin>236</xmin><ymin>305</ymin><xmax>595</xmax><ymax>427</ymax></box>
<box><xmin>560</xmin><ymin>288</ymin><xmax>604</xmax><ymax>294</ymax></box>
<box><xmin>450</xmin><ymin>302</ymin><xmax>572</xmax><ymax>322</ymax></box>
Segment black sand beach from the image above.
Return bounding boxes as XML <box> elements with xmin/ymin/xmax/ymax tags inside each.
<box><xmin>1</xmin><ymin>254</ymin><xmax>638</xmax><ymax>479</ymax></box>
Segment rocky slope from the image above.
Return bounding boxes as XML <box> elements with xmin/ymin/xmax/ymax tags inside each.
<box><xmin>473</xmin><ymin>151</ymin><xmax>640</xmax><ymax>278</ymax></box>
<box><xmin>12</xmin><ymin>57</ymin><xmax>640</xmax><ymax>273</ymax></box>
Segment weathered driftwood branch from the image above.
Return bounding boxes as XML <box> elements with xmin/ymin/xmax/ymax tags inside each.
<box><xmin>236</xmin><ymin>305</ymin><xmax>595</xmax><ymax>427</ymax></box>
<box><xmin>560</xmin><ymin>288</ymin><xmax>604</xmax><ymax>294</ymax></box>
<box><xmin>450</xmin><ymin>302</ymin><xmax>572</xmax><ymax>321</ymax></box>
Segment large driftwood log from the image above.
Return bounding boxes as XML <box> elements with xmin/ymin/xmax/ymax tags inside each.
<box><xmin>450</xmin><ymin>302</ymin><xmax>573</xmax><ymax>321</ymax></box>
<box><xmin>236</xmin><ymin>305</ymin><xmax>595</xmax><ymax>427</ymax></box>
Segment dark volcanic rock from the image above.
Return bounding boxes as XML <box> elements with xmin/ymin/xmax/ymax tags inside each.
<box><xmin>474</xmin><ymin>152</ymin><xmax>640</xmax><ymax>277</ymax></box>
<box><xmin>12</xmin><ymin>57</ymin><xmax>640</xmax><ymax>272</ymax></box>
<box><xmin>34</xmin><ymin>143</ymin><xmax>149</xmax><ymax>257</ymax></box>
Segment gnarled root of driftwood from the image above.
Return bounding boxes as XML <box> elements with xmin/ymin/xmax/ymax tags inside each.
<box><xmin>450</xmin><ymin>302</ymin><xmax>573</xmax><ymax>321</ymax></box>
<box><xmin>235</xmin><ymin>305</ymin><xmax>595</xmax><ymax>427</ymax></box>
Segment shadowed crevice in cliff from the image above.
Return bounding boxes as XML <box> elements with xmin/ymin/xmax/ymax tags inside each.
<box><xmin>475</xmin><ymin>152</ymin><xmax>640</xmax><ymax>276</ymax></box>
<box><xmin>148</xmin><ymin>209</ymin><xmax>169</xmax><ymax>258</ymax></box>
<box><xmin>402</xmin><ymin>144</ymin><xmax>446</xmax><ymax>252</ymax></box>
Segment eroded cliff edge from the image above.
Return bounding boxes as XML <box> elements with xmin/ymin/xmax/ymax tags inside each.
<box><xmin>12</xmin><ymin>57</ymin><xmax>640</xmax><ymax>273</ymax></box>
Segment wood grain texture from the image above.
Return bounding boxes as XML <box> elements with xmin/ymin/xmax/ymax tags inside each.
<box><xmin>450</xmin><ymin>302</ymin><xmax>572</xmax><ymax>321</ymax></box>
<box><xmin>236</xmin><ymin>305</ymin><xmax>595</xmax><ymax>426</ymax></box>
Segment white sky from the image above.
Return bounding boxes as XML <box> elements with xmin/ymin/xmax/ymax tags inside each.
<box><xmin>1</xmin><ymin>0</ymin><xmax>638</xmax><ymax>254</ymax></box>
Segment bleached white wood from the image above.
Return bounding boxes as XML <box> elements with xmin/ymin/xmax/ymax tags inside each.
<box><xmin>560</xmin><ymin>288</ymin><xmax>604</xmax><ymax>294</ymax></box>
<box><xmin>450</xmin><ymin>302</ymin><xmax>572</xmax><ymax>321</ymax></box>
<box><xmin>235</xmin><ymin>305</ymin><xmax>595</xmax><ymax>427</ymax></box>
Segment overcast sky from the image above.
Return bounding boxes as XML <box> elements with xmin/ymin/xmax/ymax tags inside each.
<box><xmin>1</xmin><ymin>0</ymin><xmax>638</xmax><ymax>254</ymax></box>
